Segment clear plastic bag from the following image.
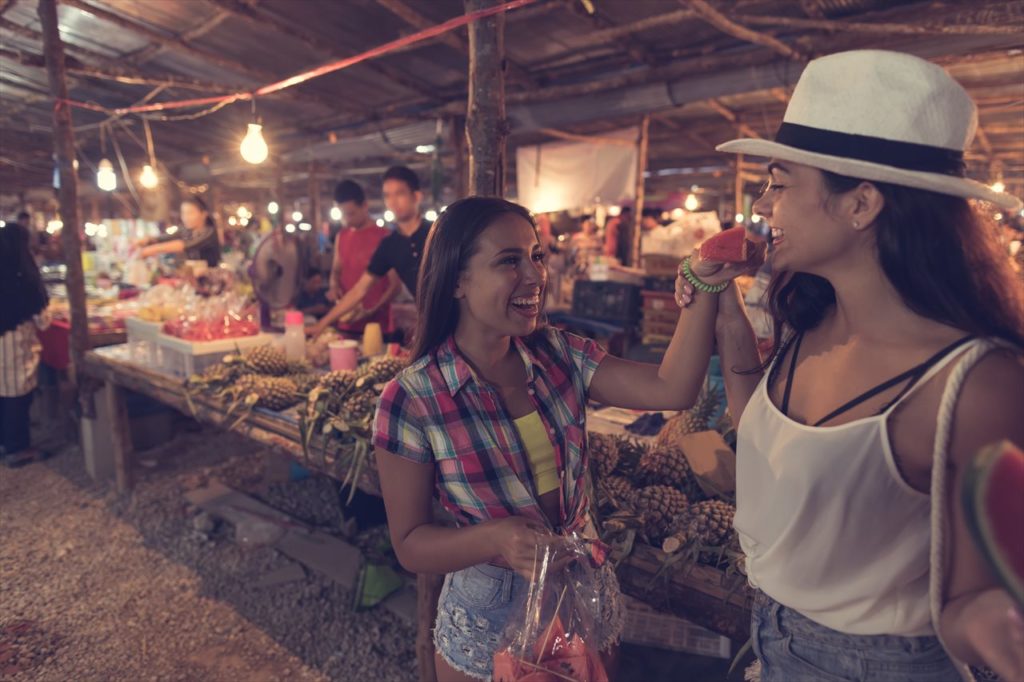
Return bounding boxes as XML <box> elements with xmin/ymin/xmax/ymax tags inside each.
<box><xmin>493</xmin><ymin>535</ymin><xmax>612</xmax><ymax>682</ymax></box>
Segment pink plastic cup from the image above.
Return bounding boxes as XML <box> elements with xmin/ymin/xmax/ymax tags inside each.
<box><xmin>329</xmin><ymin>340</ymin><xmax>358</xmax><ymax>371</ymax></box>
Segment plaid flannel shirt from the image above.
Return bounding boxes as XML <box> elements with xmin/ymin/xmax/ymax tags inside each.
<box><xmin>372</xmin><ymin>327</ymin><xmax>606</xmax><ymax>531</ymax></box>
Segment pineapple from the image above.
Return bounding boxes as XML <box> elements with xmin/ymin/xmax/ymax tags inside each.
<box><xmin>342</xmin><ymin>389</ymin><xmax>378</xmax><ymax>423</ymax></box>
<box><xmin>229</xmin><ymin>374</ymin><xmax>300</xmax><ymax>411</ymax></box>
<box><xmin>320</xmin><ymin>369</ymin><xmax>357</xmax><ymax>397</ymax></box>
<box><xmin>588</xmin><ymin>431</ymin><xmax>620</xmax><ymax>479</ymax></box>
<box><xmin>656</xmin><ymin>384</ymin><xmax>724</xmax><ymax>449</ymax></box>
<box><xmin>599</xmin><ymin>475</ymin><xmax>637</xmax><ymax>511</ymax></box>
<box><xmin>284</xmin><ymin>358</ymin><xmax>314</xmax><ymax>375</ymax></box>
<box><xmin>611</xmin><ymin>434</ymin><xmax>646</xmax><ymax>477</ymax></box>
<box><xmin>636</xmin><ymin>446</ymin><xmax>702</xmax><ymax>500</ymax></box>
<box><xmin>662</xmin><ymin>499</ymin><xmax>735</xmax><ymax>554</ymax></box>
<box><xmin>355</xmin><ymin>356</ymin><xmax>405</xmax><ymax>389</ymax></box>
<box><xmin>632</xmin><ymin>485</ymin><xmax>688</xmax><ymax>544</ymax></box>
<box><xmin>245</xmin><ymin>344</ymin><xmax>288</xmax><ymax>376</ymax></box>
<box><xmin>288</xmin><ymin>372</ymin><xmax>320</xmax><ymax>395</ymax></box>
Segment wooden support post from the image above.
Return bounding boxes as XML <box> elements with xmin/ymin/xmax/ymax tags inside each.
<box><xmin>734</xmin><ymin>154</ymin><xmax>745</xmax><ymax>220</ymax></box>
<box><xmin>416</xmin><ymin>573</ymin><xmax>443</xmax><ymax>682</ymax></box>
<box><xmin>465</xmin><ymin>0</ymin><xmax>507</xmax><ymax>197</ymax></box>
<box><xmin>38</xmin><ymin>0</ymin><xmax>89</xmax><ymax>389</ymax></box>
<box><xmin>631</xmin><ymin>114</ymin><xmax>651</xmax><ymax>268</ymax></box>
<box><xmin>451</xmin><ymin>116</ymin><xmax>467</xmax><ymax>197</ymax></box>
<box><xmin>103</xmin><ymin>382</ymin><xmax>134</xmax><ymax>493</ymax></box>
<box><xmin>309</xmin><ymin>165</ymin><xmax>321</xmax><ymax>230</ymax></box>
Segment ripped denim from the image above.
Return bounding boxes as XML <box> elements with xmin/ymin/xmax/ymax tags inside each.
<box><xmin>433</xmin><ymin>562</ymin><xmax>624</xmax><ymax>681</ymax></box>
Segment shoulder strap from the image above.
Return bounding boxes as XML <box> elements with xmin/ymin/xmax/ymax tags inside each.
<box><xmin>928</xmin><ymin>339</ymin><xmax>1000</xmax><ymax>682</ymax></box>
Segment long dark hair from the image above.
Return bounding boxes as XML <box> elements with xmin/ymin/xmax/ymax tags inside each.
<box><xmin>760</xmin><ymin>172</ymin><xmax>1024</xmax><ymax>369</ymax></box>
<box><xmin>411</xmin><ymin>197</ymin><xmax>537</xmax><ymax>361</ymax></box>
<box><xmin>0</xmin><ymin>222</ymin><xmax>48</xmax><ymax>335</ymax></box>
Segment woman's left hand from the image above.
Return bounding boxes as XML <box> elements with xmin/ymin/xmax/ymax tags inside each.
<box><xmin>690</xmin><ymin>242</ymin><xmax>767</xmax><ymax>287</ymax></box>
<box><xmin>958</xmin><ymin>589</ymin><xmax>1024</xmax><ymax>680</ymax></box>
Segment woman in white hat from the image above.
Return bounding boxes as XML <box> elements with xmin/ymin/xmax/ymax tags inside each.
<box><xmin>676</xmin><ymin>50</ymin><xmax>1024</xmax><ymax>681</ymax></box>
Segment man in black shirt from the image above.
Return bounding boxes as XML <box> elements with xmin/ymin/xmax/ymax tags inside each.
<box><xmin>307</xmin><ymin>166</ymin><xmax>431</xmax><ymax>338</ymax></box>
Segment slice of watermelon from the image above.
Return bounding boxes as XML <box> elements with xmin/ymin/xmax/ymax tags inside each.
<box><xmin>699</xmin><ymin>228</ymin><xmax>750</xmax><ymax>263</ymax></box>
<box><xmin>962</xmin><ymin>439</ymin><xmax>1024</xmax><ymax>608</ymax></box>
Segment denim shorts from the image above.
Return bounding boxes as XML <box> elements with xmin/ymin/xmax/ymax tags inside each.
<box><xmin>751</xmin><ymin>590</ymin><xmax>962</xmax><ymax>682</ymax></box>
<box><xmin>434</xmin><ymin>563</ymin><xmax>624</xmax><ymax>681</ymax></box>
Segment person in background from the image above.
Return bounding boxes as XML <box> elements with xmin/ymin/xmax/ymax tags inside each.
<box><xmin>307</xmin><ymin>166</ymin><xmax>430</xmax><ymax>338</ymax></box>
<box><xmin>296</xmin><ymin>270</ymin><xmax>331</xmax><ymax>318</ymax></box>
<box><xmin>569</xmin><ymin>214</ymin><xmax>602</xmax><ymax>273</ymax></box>
<box><xmin>324</xmin><ymin>180</ymin><xmax>400</xmax><ymax>336</ymax></box>
<box><xmin>0</xmin><ymin>223</ymin><xmax>52</xmax><ymax>468</ymax></box>
<box><xmin>138</xmin><ymin>195</ymin><xmax>221</xmax><ymax>267</ymax></box>
<box><xmin>602</xmin><ymin>206</ymin><xmax>632</xmax><ymax>262</ymax></box>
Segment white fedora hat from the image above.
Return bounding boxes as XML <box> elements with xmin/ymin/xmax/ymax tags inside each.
<box><xmin>717</xmin><ymin>49</ymin><xmax>1022</xmax><ymax>212</ymax></box>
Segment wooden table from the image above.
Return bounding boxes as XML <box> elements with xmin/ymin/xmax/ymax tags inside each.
<box><xmin>80</xmin><ymin>344</ymin><xmax>751</xmax><ymax>678</ymax></box>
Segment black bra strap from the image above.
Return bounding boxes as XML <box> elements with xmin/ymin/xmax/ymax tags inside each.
<box><xmin>780</xmin><ymin>332</ymin><xmax>804</xmax><ymax>417</ymax></box>
<box><xmin>811</xmin><ymin>335</ymin><xmax>975</xmax><ymax>427</ymax></box>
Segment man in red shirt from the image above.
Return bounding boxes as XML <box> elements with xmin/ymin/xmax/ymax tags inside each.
<box><xmin>327</xmin><ymin>180</ymin><xmax>400</xmax><ymax>334</ymax></box>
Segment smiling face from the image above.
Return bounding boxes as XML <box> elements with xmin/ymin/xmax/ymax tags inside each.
<box><xmin>753</xmin><ymin>161</ymin><xmax>866</xmax><ymax>274</ymax></box>
<box><xmin>454</xmin><ymin>213</ymin><xmax>547</xmax><ymax>339</ymax></box>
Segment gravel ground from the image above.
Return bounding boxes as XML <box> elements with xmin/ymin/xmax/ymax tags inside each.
<box><xmin>0</xmin><ymin>416</ymin><xmax>417</xmax><ymax>682</ymax></box>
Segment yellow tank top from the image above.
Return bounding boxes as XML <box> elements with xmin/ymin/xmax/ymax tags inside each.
<box><xmin>513</xmin><ymin>412</ymin><xmax>559</xmax><ymax>496</ymax></box>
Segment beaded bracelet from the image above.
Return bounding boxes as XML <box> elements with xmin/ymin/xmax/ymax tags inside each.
<box><xmin>681</xmin><ymin>256</ymin><xmax>729</xmax><ymax>294</ymax></box>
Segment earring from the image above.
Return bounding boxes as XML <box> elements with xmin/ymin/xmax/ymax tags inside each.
<box><xmin>853</xmin><ymin>220</ymin><xmax>860</xmax><ymax>228</ymax></box>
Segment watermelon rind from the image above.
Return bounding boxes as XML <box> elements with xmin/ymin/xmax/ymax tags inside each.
<box><xmin>962</xmin><ymin>439</ymin><xmax>1024</xmax><ymax>609</ymax></box>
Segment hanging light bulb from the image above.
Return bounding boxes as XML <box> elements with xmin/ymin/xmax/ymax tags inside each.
<box><xmin>267</xmin><ymin>201</ymin><xmax>279</xmax><ymax>215</ymax></box>
<box><xmin>240</xmin><ymin>123</ymin><xmax>269</xmax><ymax>164</ymax></box>
<box><xmin>291</xmin><ymin>211</ymin><xmax>303</xmax><ymax>222</ymax></box>
<box><xmin>97</xmin><ymin>158</ymin><xmax>117</xmax><ymax>192</ymax></box>
<box><xmin>735</xmin><ymin>213</ymin><xmax>745</xmax><ymax>223</ymax></box>
<box><xmin>139</xmin><ymin>164</ymin><xmax>159</xmax><ymax>189</ymax></box>
<box><xmin>383</xmin><ymin>210</ymin><xmax>395</xmax><ymax>222</ymax></box>
<box><xmin>684</xmin><ymin>193</ymin><xmax>699</xmax><ymax>211</ymax></box>
<box><xmin>329</xmin><ymin>206</ymin><xmax>342</xmax><ymax>222</ymax></box>
<box><xmin>424</xmin><ymin>209</ymin><xmax>438</xmax><ymax>222</ymax></box>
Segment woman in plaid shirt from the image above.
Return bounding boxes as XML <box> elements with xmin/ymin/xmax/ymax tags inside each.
<box><xmin>372</xmin><ymin>197</ymin><xmax>760</xmax><ymax>681</ymax></box>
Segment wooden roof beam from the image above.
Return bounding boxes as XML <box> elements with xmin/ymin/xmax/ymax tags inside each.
<box><xmin>684</xmin><ymin>0</ymin><xmax>805</xmax><ymax>61</ymax></box>
<box><xmin>0</xmin><ymin>46</ymin><xmax>239</xmax><ymax>93</ymax></box>
<box><xmin>550</xmin><ymin>6</ymin><xmax>695</xmax><ymax>51</ymax></box>
<box><xmin>732</xmin><ymin>12</ymin><xmax>1023</xmax><ymax>36</ymax></box>
<box><xmin>559</xmin><ymin>0</ymin><xmax>661</xmax><ymax>67</ymax></box>
<box><xmin>204</xmin><ymin>0</ymin><xmax>440</xmax><ymax>100</ymax></box>
<box><xmin>57</xmin><ymin>0</ymin><xmax>350</xmax><ymax>112</ymax></box>
<box><xmin>706</xmin><ymin>98</ymin><xmax>762</xmax><ymax>139</ymax></box>
<box><xmin>375</xmin><ymin>0</ymin><xmax>537</xmax><ymax>88</ymax></box>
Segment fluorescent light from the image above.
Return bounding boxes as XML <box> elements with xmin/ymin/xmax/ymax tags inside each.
<box><xmin>299</xmin><ymin>222</ymin><xmax>312</xmax><ymax>231</ymax></box>
<box><xmin>415</xmin><ymin>144</ymin><xmax>436</xmax><ymax>154</ymax></box>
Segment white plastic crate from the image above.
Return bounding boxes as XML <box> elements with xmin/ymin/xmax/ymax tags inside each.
<box><xmin>620</xmin><ymin>595</ymin><xmax>732</xmax><ymax>659</ymax></box>
<box><xmin>155</xmin><ymin>332</ymin><xmax>278</xmax><ymax>378</ymax></box>
<box><xmin>124</xmin><ymin>318</ymin><xmax>164</xmax><ymax>366</ymax></box>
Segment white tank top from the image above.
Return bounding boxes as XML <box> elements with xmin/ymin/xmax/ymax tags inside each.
<box><xmin>734</xmin><ymin>337</ymin><xmax>986</xmax><ymax>636</ymax></box>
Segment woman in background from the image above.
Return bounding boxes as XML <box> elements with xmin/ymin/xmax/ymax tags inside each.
<box><xmin>139</xmin><ymin>195</ymin><xmax>221</xmax><ymax>267</ymax></box>
<box><xmin>0</xmin><ymin>222</ymin><xmax>52</xmax><ymax>468</ymax></box>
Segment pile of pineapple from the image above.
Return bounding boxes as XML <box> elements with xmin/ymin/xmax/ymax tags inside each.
<box><xmin>589</xmin><ymin>385</ymin><xmax>743</xmax><ymax>575</ymax></box>
<box><xmin>185</xmin><ymin>344</ymin><xmax>317</xmax><ymax>413</ymax></box>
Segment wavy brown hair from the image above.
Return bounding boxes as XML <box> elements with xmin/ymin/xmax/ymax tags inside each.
<box><xmin>759</xmin><ymin>172</ymin><xmax>1024</xmax><ymax>369</ymax></box>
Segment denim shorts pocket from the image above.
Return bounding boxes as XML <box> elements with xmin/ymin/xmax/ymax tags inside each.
<box><xmin>865</xmin><ymin>636</ymin><xmax>961</xmax><ymax>680</ymax></box>
<box><xmin>783</xmin><ymin>634</ymin><xmax>857</xmax><ymax>682</ymax></box>
<box><xmin>449</xmin><ymin>566</ymin><xmax>506</xmax><ymax>610</ymax></box>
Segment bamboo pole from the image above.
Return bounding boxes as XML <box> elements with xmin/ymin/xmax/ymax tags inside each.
<box><xmin>734</xmin><ymin>154</ymin><xmax>744</xmax><ymax>220</ymax></box>
<box><xmin>38</xmin><ymin>0</ymin><xmax>90</xmax><ymax>389</ymax></box>
<box><xmin>685</xmin><ymin>0</ymin><xmax>805</xmax><ymax>61</ymax></box>
<box><xmin>632</xmin><ymin>114</ymin><xmax>650</xmax><ymax>267</ymax></box>
<box><xmin>465</xmin><ymin>0</ymin><xmax>508</xmax><ymax>197</ymax></box>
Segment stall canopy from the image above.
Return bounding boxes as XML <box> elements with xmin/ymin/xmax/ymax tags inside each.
<box><xmin>516</xmin><ymin>127</ymin><xmax>637</xmax><ymax>213</ymax></box>
<box><xmin>1</xmin><ymin>0</ymin><xmax>1022</xmax><ymax>205</ymax></box>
